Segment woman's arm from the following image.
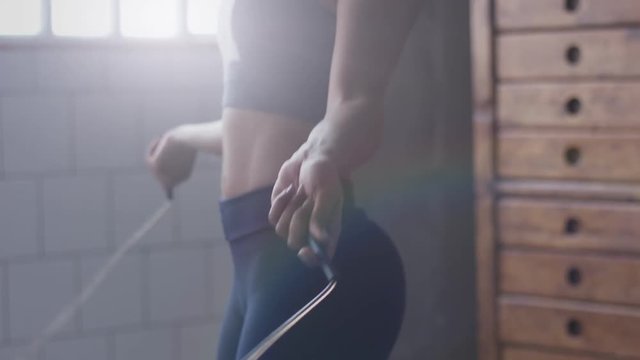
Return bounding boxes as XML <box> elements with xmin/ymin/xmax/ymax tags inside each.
<box><xmin>146</xmin><ymin>120</ymin><xmax>223</xmax><ymax>197</ymax></box>
<box><xmin>319</xmin><ymin>0</ymin><xmax>424</xmax><ymax>173</ymax></box>
<box><xmin>168</xmin><ymin>120</ymin><xmax>223</xmax><ymax>156</ymax></box>
<box><xmin>270</xmin><ymin>0</ymin><xmax>424</xmax><ymax>264</ymax></box>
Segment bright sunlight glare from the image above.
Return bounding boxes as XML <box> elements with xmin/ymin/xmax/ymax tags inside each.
<box><xmin>188</xmin><ymin>0</ymin><xmax>219</xmax><ymax>35</ymax></box>
<box><xmin>0</xmin><ymin>0</ymin><xmax>42</xmax><ymax>36</ymax></box>
<box><xmin>52</xmin><ymin>0</ymin><xmax>112</xmax><ymax>37</ymax></box>
<box><xmin>120</xmin><ymin>0</ymin><xmax>179</xmax><ymax>38</ymax></box>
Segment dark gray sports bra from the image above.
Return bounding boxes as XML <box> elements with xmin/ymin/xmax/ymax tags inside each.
<box><xmin>220</xmin><ymin>0</ymin><xmax>336</xmax><ymax>122</ymax></box>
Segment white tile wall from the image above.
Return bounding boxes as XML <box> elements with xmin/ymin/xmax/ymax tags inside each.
<box><xmin>114</xmin><ymin>329</ymin><xmax>174</xmax><ymax>360</ymax></box>
<box><xmin>0</xmin><ymin>265</ymin><xmax>5</xmax><ymax>344</ymax></box>
<box><xmin>42</xmin><ymin>176</ymin><xmax>109</xmax><ymax>253</ymax></box>
<box><xmin>74</xmin><ymin>95</ymin><xmax>141</xmax><ymax>170</ymax></box>
<box><xmin>44</xmin><ymin>335</ymin><xmax>109</xmax><ymax>360</ymax></box>
<box><xmin>0</xmin><ymin>46</ymin><xmax>227</xmax><ymax>360</ymax></box>
<box><xmin>2</xmin><ymin>96</ymin><xmax>71</xmax><ymax>174</ymax></box>
<box><xmin>113</xmin><ymin>172</ymin><xmax>175</xmax><ymax>246</ymax></box>
<box><xmin>210</xmin><ymin>245</ymin><xmax>233</xmax><ymax>319</ymax></box>
<box><xmin>176</xmin><ymin>160</ymin><xmax>223</xmax><ymax>244</ymax></box>
<box><xmin>0</xmin><ymin>180</ymin><xmax>39</xmax><ymax>258</ymax></box>
<box><xmin>0</xmin><ymin>50</ymin><xmax>37</xmax><ymax>92</ymax></box>
<box><xmin>80</xmin><ymin>254</ymin><xmax>143</xmax><ymax>330</ymax></box>
<box><xmin>179</xmin><ymin>323</ymin><xmax>220</xmax><ymax>360</ymax></box>
<box><xmin>148</xmin><ymin>248</ymin><xmax>209</xmax><ymax>323</ymax></box>
<box><xmin>8</xmin><ymin>259</ymin><xmax>76</xmax><ymax>341</ymax></box>
<box><xmin>0</xmin><ymin>345</ymin><xmax>34</xmax><ymax>360</ymax></box>
<box><xmin>37</xmin><ymin>49</ymin><xmax>108</xmax><ymax>91</ymax></box>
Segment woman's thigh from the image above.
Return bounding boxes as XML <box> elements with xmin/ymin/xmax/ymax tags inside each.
<box><xmin>217</xmin><ymin>284</ymin><xmax>245</xmax><ymax>360</ymax></box>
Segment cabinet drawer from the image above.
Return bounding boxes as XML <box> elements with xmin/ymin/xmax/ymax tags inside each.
<box><xmin>498</xmin><ymin>29</ymin><xmax>640</xmax><ymax>80</ymax></box>
<box><xmin>496</xmin><ymin>0</ymin><xmax>640</xmax><ymax>30</ymax></box>
<box><xmin>503</xmin><ymin>347</ymin><xmax>602</xmax><ymax>360</ymax></box>
<box><xmin>498</xmin><ymin>131</ymin><xmax>640</xmax><ymax>181</ymax></box>
<box><xmin>499</xmin><ymin>198</ymin><xmax>640</xmax><ymax>253</ymax></box>
<box><xmin>499</xmin><ymin>296</ymin><xmax>640</xmax><ymax>357</ymax></box>
<box><xmin>500</xmin><ymin>250</ymin><xmax>640</xmax><ymax>306</ymax></box>
<box><xmin>498</xmin><ymin>82</ymin><xmax>640</xmax><ymax>128</ymax></box>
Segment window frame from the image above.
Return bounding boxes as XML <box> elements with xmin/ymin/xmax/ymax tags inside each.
<box><xmin>0</xmin><ymin>0</ymin><xmax>218</xmax><ymax>46</ymax></box>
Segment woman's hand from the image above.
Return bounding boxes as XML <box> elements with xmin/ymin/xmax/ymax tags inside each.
<box><xmin>146</xmin><ymin>126</ymin><xmax>198</xmax><ymax>199</ymax></box>
<box><xmin>269</xmin><ymin>130</ymin><xmax>344</xmax><ymax>266</ymax></box>
<box><xmin>269</xmin><ymin>96</ymin><xmax>384</xmax><ymax>267</ymax></box>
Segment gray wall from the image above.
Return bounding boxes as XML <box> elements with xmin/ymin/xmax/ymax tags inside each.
<box><xmin>0</xmin><ymin>1</ymin><xmax>474</xmax><ymax>359</ymax></box>
<box><xmin>357</xmin><ymin>1</ymin><xmax>474</xmax><ymax>359</ymax></box>
<box><xmin>0</xmin><ymin>45</ymin><xmax>230</xmax><ymax>360</ymax></box>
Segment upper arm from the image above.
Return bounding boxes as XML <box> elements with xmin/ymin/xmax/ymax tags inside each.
<box><xmin>328</xmin><ymin>0</ymin><xmax>424</xmax><ymax>104</ymax></box>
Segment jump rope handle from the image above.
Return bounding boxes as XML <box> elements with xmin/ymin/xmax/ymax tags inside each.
<box><xmin>308</xmin><ymin>237</ymin><xmax>337</xmax><ymax>281</ymax></box>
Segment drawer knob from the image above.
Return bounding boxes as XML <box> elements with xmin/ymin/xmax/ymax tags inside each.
<box><xmin>566</xmin><ymin>318</ymin><xmax>583</xmax><ymax>337</ymax></box>
<box><xmin>566</xmin><ymin>267</ymin><xmax>582</xmax><ymax>286</ymax></box>
<box><xmin>565</xmin><ymin>217</ymin><xmax>581</xmax><ymax>234</ymax></box>
<box><xmin>566</xmin><ymin>45</ymin><xmax>581</xmax><ymax>66</ymax></box>
<box><xmin>565</xmin><ymin>0</ymin><xmax>580</xmax><ymax>12</ymax></box>
<box><xmin>564</xmin><ymin>147</ymin><xmax>581</xmax><ymax>166</ymax></box>
<box><xmin>565</xmin><ymin>97</ymin><xmax>581</xmax><ymax>115</ymax></box>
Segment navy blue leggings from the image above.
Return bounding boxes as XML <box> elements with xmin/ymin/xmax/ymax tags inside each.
<box><xmin>217</xmin><ymin>185</ymin><xmax>405</xmax><ymax>360</ymax></box>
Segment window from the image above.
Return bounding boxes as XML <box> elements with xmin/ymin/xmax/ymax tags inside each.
<box><xmin>188</xmin><ymin>0</ymin><xmax>219</xmax><ymax>35</ymax></box>
<box><xmin>0</xmin><ymin>0</ymin><xmax>42</xmax><ymax>36</ymax></box>
<box><xmin>0</xmin><ymin>0</ymin><xmax>219</xmax><ymax>39</ymax></box>
<box><xmin>52</xmin><ymin>0</ymin><xmax>112</xmax><ymax>37</ymax></box>
<box><xmin>120</xmin><ymin>0</ymin><xmax>179</xmax><ymax>38</ymax></box>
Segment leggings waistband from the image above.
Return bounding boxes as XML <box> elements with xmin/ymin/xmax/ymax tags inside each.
<box><xmin>219</xmin><ymin>181</ymin><xmax>355</xmax><ymax>242</ymax></box>
<box><xmin>219</xmin><ymin>186</ymin><xmax>274</xmax><ymax>242</ymax></box>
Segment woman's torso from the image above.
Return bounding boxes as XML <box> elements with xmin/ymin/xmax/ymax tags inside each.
<box><xmin>220</xmin><ymin>110</ymin><xmax>313</xmax><ymax>198</ymax></box>
<box><xmin>218</xmin><ymin>0</ymin><xmax>337</xmax><ymax>198</ymax></box>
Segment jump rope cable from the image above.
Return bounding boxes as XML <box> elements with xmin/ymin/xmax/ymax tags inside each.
<box><xmin>241</xmin><ymin>238</ymin><xmax>338</xmax><ymax>360</ymax></box>
<box><xmin>15</xmin><ymin>200</ymin><xmax>173</xmax><ymax>360</ymax></box>
<box><xmin>16</xmin><ymin>196</ymin><xmax>337</xmax><ymax>360</ymax></box>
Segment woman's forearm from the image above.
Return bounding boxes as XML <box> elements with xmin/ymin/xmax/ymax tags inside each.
<box><xmin>310</xmin><ymin>97</ymin><xmax>384</xmax><ymax>176</ymax></box>
<box><xmin>311</xmin><ymin>0</ymin><xmax>422</xmax><ymax>175</ymax></box>
<box><xmin>171</xmin><ymin>120</ymin><xmax>223</xmax><ymax>155</ymax></box>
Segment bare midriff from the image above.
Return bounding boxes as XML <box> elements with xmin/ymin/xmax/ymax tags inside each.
<box><xmin>221</xmin><ymin>108</ymin><xmax>316</xmax><ymax>199</ymax></box>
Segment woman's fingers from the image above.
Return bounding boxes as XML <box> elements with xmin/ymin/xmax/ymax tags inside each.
<box><xmin>271</xmin><ymin>156</ymin><xmax>299</xmax><ymax>203</ymax></box>
<box><xmin>297</xmin><ymin>246</ymin><xmax>320</xmax><ymax>267</ymax></box>
<box><xmin>274</xmin><ymin>186</ymin><xmax>307</xmax><ymax>239</ymax></box>
<box><xmin>145</xmin><ymin>137</ymin><xmax>162</xmax><ymax>167</ymax></box>
<box><xmin>270</xmin><ymin>185</ymin><xmax>324</xmax><ymax>266</ymax></box>
<box><xmin>271</xmin><ymin>173</ymin><xmax>289</xmax><ymax>204</ymax></box>
<box><xmin>309</xmin><ymin>186</ymin><xmax>342</xmax><ymax>259</ymax></box>
<box><xmin>285</xmin><ymin>188</ymin><xmax>343</xmax><ymax>267</ymax></box>
<box><xmin>147</xmin><ymin>137</ymin><xmax>160</xmax><ymax>156</ymax></box>
<box><xmin>145</xmin><ymin>133</ymin><xmax>197</xmax><ymax>197</ymax></box>
<box><xmin>270</xmin><ymin>158</ymin><xmax>299</xmax><ymax>226</ymax></box>
<box><xmin>271</xmin><ymin>145</ymin><xmax>344</xmax><ymax>266</ymax></box>
<box><xmin>288</xmin><ymin>198</ymin><xmax>314</xmax><ymax>252</ymax></box>
<box><xmin>268</xmin><ymin>184</ymin><xmax>294</xmax><ymax>226</ymax></box>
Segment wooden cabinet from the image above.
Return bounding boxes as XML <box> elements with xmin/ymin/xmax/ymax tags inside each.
<box><xmin>498</xmin><ymin>131</ymin><xmax>640</xmax><ymax>181</ymax></box>
<box><xmin>499</xmin><ymin>297</ymin><xmax>640</xmax><ymax>357</ymax></box>
<box><xmin>472</xmin><ymin>0</ymin><xmax>640</xmax><ymax>359</ymax></box>
<box><xmin>495</xmin><ymin>0</ymin><xmax>640</xmax><ymax>29</ymax></box>
<box><xmin>498</xmin><ymin>198</ymin><xmax>640</xmax><ymax>252</ymax></box>
<box><xmin>498</xmin><ymin>29</ymin><xmax>640</xmax><ymax>79</ymax></box>
<box><xmin>500</xmin><ymin>250</ymin><xmax>640</xmax><ymax>305</ymax></box>
<box><xmin>502</xmin><ymin>348</ymin><xmax>602</xmax><ymax>360</ymax></box>
<box><xmin>498</xmin><ymin>83</ymin><xmax>640</xmax><ymax>128</ymax></box>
